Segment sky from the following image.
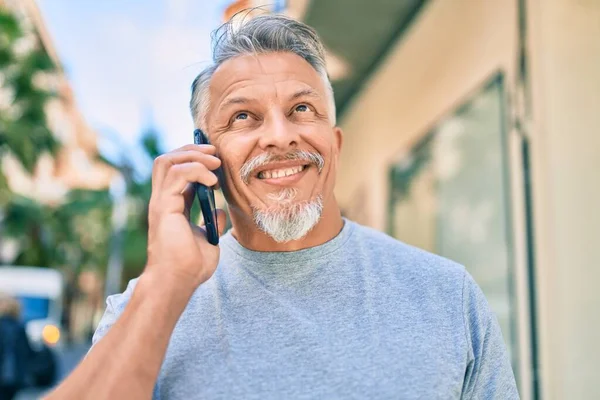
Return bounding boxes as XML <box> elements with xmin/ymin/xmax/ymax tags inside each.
<box><xmin>36</xmin><ymin>0</ymin><xmax>229</xmax><ymax>169</ymax></box>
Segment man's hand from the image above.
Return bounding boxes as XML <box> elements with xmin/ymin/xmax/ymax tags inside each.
<box><xmin>146</xmin><ymin>143</ymin><xmax>226</xmax><ymax>290</ymax></box>
<box><xmin>45</xmin><ymin>143</ymin><xmax>228</xmax><ymax>400</ymax></box>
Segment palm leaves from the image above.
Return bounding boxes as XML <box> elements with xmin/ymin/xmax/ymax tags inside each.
<box><xmin>0</xmin><ymin>8</ymin><xmax>58</xmax><ymax>173</ymax></box>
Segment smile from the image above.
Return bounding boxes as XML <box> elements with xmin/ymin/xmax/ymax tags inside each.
<box><xmin>252</xmin><ymin>161</ymin><xmax>311</xmax><ymax>186</ymax></box>
<box><xmin>258</xmin><ymin>165</ymin><xmax>308</xmax><ymax>179</ymax></box>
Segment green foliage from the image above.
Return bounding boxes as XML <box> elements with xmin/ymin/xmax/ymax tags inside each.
<box><xmin>0</xmin><ymin>12</ymin><xmax>20</xmax><ymax>42</ymax></box>
<box><xmin>0</xmin><ymin>7</ymin><xmax>57</xmax><ymax>267</ymax></box>
<box><xmin>0</xmin><ymin>8</ymin><xmax>58</xmax><ymax>173</ymax></box>
<box><xmin>119</xmin><ymin>127</ymin><xmax>162</xmax><ymax>278</ymax></box>
<box><xmin>2</xmin><ymin>190</ymin><xmax>112</xmax><ymax>270</ymax></box>
<box><xmin>141</xmin><ymin>127</ymin><xmax>162</xmax><ymax>160</ymax></box>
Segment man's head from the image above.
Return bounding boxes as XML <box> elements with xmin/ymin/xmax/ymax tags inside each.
<box><xmin>190</xmin><ymin>14</ymin><xmax>343</xmax><ymax>244</ymax></box>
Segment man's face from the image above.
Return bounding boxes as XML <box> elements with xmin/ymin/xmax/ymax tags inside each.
<box><xmin>205</xmin><ymin>52</ymin><xmax>342</xmax><ymax>241</ymax></box>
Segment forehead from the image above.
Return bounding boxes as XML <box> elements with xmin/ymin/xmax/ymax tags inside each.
<box><xmin>209</xmin><ymin>52</ymin><xmax>326</xmax><ymax>105</ymax></box>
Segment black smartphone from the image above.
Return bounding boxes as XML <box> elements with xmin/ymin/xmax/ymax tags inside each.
<box><xmin>193</xmin><ymin>129</ymin><xmax>219</xmax><ymax>245</ymax></box>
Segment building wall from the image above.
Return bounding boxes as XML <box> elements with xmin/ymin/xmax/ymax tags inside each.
<box><xmin>526</xmin><ymin>0</ymin><xmax>600</xmax><ymax>398</ymax></box>
<box><xmin>336</xmin><ymin>0</ymin><xmax>600</xmax><ymax>398</ymax></box>
<box><xmin>336</xmin><ymin>0</ymin><xmax>518</xmax><ymax>231</ymax></box>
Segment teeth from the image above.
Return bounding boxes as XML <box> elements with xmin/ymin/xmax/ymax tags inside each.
<box><xmin>258</xmin><ymin>165</ymin><xmax>305</xmax><ymax>179</ymax></box>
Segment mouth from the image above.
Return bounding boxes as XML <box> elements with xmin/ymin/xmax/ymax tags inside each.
<box><xmin>254</xmin><ymin>162</ymin><xmax>311</xmax><ymax>186</ymax></box>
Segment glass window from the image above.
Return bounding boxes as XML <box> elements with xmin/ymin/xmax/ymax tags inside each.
<box><xmin>388</xmin><ymin>76</ymin><xmax>517</xmax><ymax>363</ymax></box>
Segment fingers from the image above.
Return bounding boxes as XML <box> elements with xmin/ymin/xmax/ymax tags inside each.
<box><xmin>149</xmin><ymin>143</ymin><xmax>222</xmax><ymax>218</ymax></box>
<box><xmin>152</xmin><ymin>144</ymin><xmax>219</xmax><ymax>189</ymax></box>
<box><xmin>162</xmin><ymin>162</ymin><xmax>218</xmax><ymax>197</ymax></box>
<box><xmin>169</xmin><ymin>149</ymin><xmax>220</xmax><ymax>170</ymax></box>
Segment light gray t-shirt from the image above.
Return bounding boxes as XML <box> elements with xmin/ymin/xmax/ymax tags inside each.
<box><xmin>93</xmin><ymin>219</ymin><xmax>519</xmax><ymax>399</ymax></box>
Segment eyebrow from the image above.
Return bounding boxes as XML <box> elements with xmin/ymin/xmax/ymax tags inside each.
<box><xmin>219</xmin><ymin>96</ymin><xmax>254</xmax><ymax>111</ymax></box>
<box><xmin>217</xmin><ymin>88</ymin><xmax>322</xmax><ymax>115</ymax></box>
<box><xmin>289</xmin><ymin>88</ymin><xmax>321</xmax><ymax>101</ymax></box>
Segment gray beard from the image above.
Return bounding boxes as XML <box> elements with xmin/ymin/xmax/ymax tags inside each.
<box><xmin>253</xmin><ymin>195</ymin><xmax>324</xmax><ymax>243</ymax></box>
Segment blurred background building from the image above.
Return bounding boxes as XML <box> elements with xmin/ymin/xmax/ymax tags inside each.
<box><xmin>0</xmin><ymin>0</ymin><xmax>598</xmax><ymax>399</ymax></box>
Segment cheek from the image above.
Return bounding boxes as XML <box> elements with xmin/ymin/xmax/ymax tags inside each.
<box><xmin>221</xmin><ymin>154</ymin><xmax>248</xmax><ymax>189</ymax></box>
<box><xmin>216</xmin><ymin>146</ymin><xmax>240</xmax><ymax>182</ymax></box>
<box><xmin>300</xmin><ymin>129</ymin><xmax>336</xmax><ymax>157</ymax></box>
<box><xmin>217</xmin><ymin>137</ymin><xmax>258</xmax><ymax>187</ymax></box>
<box><xmin>217</xmin><ymin>153</ymin><xmax>250</xmax><ymax>208</ymax></box>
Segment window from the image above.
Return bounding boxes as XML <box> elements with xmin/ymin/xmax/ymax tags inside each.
<box><xmin>388</xmin><ymin>75</ymin><xmax>518</xmax><ymax>363</ymax></box>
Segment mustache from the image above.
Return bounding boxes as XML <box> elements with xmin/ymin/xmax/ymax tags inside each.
<box><xmin>240</xmin><ymin>150</ymin><xmax>325</xmax><ymax>184</ymax></box>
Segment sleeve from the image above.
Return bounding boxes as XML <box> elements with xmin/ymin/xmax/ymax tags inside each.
<box><xmin>91</xmin><ymin>278</ymin><xmax>139</xmax><ymax>347</ymax></box>
<box><xmin>461</xmin><ymin>271</ymin><xmax>520</xmax><ymax>399</ymax></box>
<box><xmin>89</xmin><ymin>278</ymin><xmax>162</xmax><ymax>399</ymax></box>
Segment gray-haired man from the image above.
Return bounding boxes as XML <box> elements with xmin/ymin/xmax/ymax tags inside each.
<box><xmin>48</xmin><ymin>14</ymin><xmax>519</xmax><ymax>399</ymax></box>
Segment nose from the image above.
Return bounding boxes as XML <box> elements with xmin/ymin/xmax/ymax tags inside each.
<box><xmin>257</xmin><ymin>111</ymin><xmax>300</xmax><ymax>152</ymax></box>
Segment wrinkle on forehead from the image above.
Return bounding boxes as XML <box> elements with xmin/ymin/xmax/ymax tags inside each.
<box><xmin>218</xmin><ymin>80</ymin><xmax>320</xmax><ymax>115</ymax></box>
<box><xmin>208</xmin><ymin>53</ymin><xmax>326</xmax><ymax>122</ymax></box>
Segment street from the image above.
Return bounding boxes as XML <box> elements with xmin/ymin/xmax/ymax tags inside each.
<box><xmin>16</xmin><ymin>341</ymin><xmax>91</xmax><ymax>400</ymax></box>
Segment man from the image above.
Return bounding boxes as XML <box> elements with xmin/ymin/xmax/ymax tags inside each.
<box><xmin>48</xmin><ymin>14</ymin><xmax>519</xmax><ymax>399</ymax></box>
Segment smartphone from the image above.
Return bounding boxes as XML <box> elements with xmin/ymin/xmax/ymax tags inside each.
<box><xmin>193</xmin><ymin>129</ymin><xmax>219</xmax><ymax>245</ymax></box>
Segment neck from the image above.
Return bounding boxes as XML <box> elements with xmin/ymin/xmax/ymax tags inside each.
<box><xmin>229</xmin><ymin>195</ymin><xmax>344</xmax><ymax>252</ymax></box>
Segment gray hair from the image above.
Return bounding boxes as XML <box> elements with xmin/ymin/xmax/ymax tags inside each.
<box><xmin>189</xmin><ymin>13</ymin><xmax>336</xmax><ymax>131</ymax></box>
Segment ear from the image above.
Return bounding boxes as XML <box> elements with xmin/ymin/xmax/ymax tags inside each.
<box><xmin>333</xmin><ymin>126</ymin><xmax>343</xmax><ymax>154</ymax></box>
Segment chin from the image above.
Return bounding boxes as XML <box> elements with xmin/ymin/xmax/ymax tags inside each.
<box><xmin>253</xmin><ymin>195</ymin><xmax>324</xmax><ymax>243</ymax></box>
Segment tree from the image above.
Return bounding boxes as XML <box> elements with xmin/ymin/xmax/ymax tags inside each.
<box><xmin>113</xmin><ymin>125</ymin><xmax>162</xmax><ymax>284</ymax></box>
<box><xmin>0</xmin><ymin>7</ymin><xmax>63</xmax><ymax>266</ymax></box>
<box><xmin>1</xmin><ymin>189</ymin><xmax>112</xmax><ymax>269</ymax></box>
<box><xmin>0</xmin><ymin>8</ymin><xmax>114</xmax><ymax>274</ymax></box>
<box><xmin>0</xmin><ymin>8</ymin><xmax>59</xmax><ymax>183</ymax></box>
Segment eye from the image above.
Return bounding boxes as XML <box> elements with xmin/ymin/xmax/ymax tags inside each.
<box><xmin>234</xmin><ymin>112</ymin><xmax>249</xmax><ymax>120</ymax></box>
<box><xmin>294</xmin><ymin>104</ymin><xmax>310</xmax><ymax>113</ymax></box>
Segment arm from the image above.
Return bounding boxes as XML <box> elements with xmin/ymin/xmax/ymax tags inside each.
<box><xmin>45</xmin><ymin>143</ymin><xmax>225</xmax><ymax>399</ymax></box>
<box><xmin>461</xmin><ymin>272</ymin><xmax>520</xmax><ymax>399</ymax></box>
<box><xmin>46</xmin><ymin>271</ymin><xmax>194</xmax><ymax>399</ymax></box>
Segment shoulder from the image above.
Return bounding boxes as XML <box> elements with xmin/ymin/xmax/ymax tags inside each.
<box><xmin>347</xmin><ymin>220</ymin><xmax>467</xmax><ymax>287</ymax></box>
<box><xmin>107</xmin><ymin>278</ymin><xmax>139</xmax><ymax>313</ymax></box>
<box><xmin>92</xmin><ymin>278</ymin><xmax>139</xmax><ymax>345</ymax></box>
<box><xmin>344</xmin><ymin>221</ymin><xmax>474</xmax><ymax>327</ymax></box>
<box><xmin>349</xmin><ymin>222</ymin><xmax>500</xmax><ymax>316</ymax></box>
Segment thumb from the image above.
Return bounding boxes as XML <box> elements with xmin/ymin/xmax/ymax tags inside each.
<box><xmin>216</xmin><ymin>208</ymin><xmax>227</xmax><ymax>237</ymax></box>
